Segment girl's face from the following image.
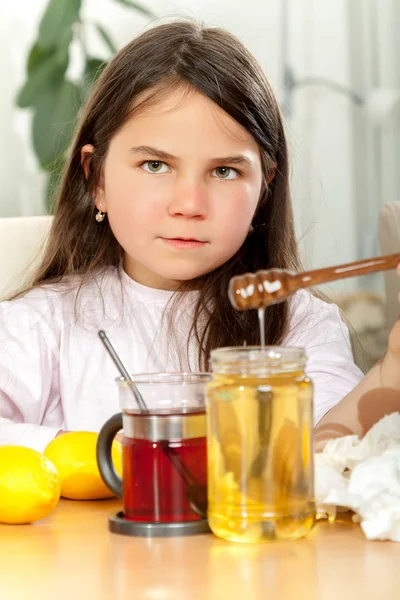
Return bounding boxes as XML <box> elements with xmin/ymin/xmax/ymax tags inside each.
<box><xmin>87</xmin><ymin>87</ymin><xmax>263</xmax><ymax>290</ymax></box>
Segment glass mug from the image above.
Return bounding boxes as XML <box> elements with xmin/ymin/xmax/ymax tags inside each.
<box><xmin>206</xmin><ymin>346</ymin><xmax>315</xmax><ymax>543</ymax></box>
<box><xmin>96</xmin><ymin>372</ymin><xmax>211</xmax><ymax>537</ymax></box>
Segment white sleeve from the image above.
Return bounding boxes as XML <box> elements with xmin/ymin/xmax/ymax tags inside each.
<box><xmin>0</xmin><ymin>293</ymin><xmax>62</xmax><ymax>452</ymax></box>
<box><xmin>283</xmin><ymin>291</ymin><xmax>364</xmax><ymax>424</ymax></box>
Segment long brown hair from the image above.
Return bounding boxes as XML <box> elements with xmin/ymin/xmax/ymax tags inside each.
<box><xmin>23</xmin><ymin>20</ymin><xmax>301</xmax><ymax>370</ymax></box>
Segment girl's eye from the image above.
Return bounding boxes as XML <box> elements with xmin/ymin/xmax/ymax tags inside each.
<box><xmin>141</xmin><ymin>161</ymin><xmax>170</xmax><ymax>174</ymax></box>
<box><xmin>212</xmin><ymin>166</ymin><xmax>239</xmax><ymax>180</ymax></box>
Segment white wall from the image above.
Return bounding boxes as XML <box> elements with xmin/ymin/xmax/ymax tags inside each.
<box><xmin>1</xmin><ymin>0</ymin><xmax>398</xmax><ymax>293</ymax></box>
<box><xmin>286</xmin><ymin>0</ymin><xmax>357</xmax><ymax>277</ymax></box>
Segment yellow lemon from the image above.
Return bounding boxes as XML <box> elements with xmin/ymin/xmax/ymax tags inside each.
<box><xmin>44</xmin><ymin>431</ymin><xmax>122</xmax><ymax>500</ymax></box>
<box><xmin>0</xmin><ymin>446</ymin><xmax>60</xmax><ymax>524</ymax></box>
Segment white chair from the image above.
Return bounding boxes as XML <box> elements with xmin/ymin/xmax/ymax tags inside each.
<box><xmin>0</xmin><ymin>216</ymin><xmax>53</xmax><ymax>299</ymax></box>
<box><xmin>379</xmin><ymin>202</ymin><xmax>400</xmax><ymax>329</ymax></box>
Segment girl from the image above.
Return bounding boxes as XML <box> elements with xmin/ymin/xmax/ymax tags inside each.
<box><xmin>0</xmin><ymin>20</ymin><xmax>398</xmax><ymax>452</ymax></box>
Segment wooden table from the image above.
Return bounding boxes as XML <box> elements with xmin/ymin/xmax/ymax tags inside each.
<box><xmin>0</xmin><ymin>499</ymin><xmax>399</xmax><ymax>600</ymax></box>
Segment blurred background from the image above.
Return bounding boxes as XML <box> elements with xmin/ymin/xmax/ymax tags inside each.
<box><xmin>1</xmin><ymin>0</ymin><xmax>400</xmax><ymax>366</ymax></box>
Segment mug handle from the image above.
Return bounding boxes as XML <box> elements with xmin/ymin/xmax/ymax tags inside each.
<box><xmin>96</xmin><ymin>413</ymin><xmax>123</xmax><ymax>497</ymax></box>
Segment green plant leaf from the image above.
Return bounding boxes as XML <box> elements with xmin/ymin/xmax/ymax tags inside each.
<box><xmin>32</xmin><ymin>80</ymin><xmax>82</xmax><ymax>170</ymax></box>
<box><xmin>19</xmin><ymin>25</ymin><xmax>72</xmax><ymax>109</ymax></box>
<box><xmin>27</xmin><ymin>44</ymin><xmax>56</xmax><ymax>77</ymax></box>
<box><xmin>27</xmin><ymin>27</ymin><xmax>73</xmax><ymax>77</ymax></box>
<box><xmin>38</xmin><ymin>0</ymin><xmax>82</xmax><ymax>49</ymax></box>
<box><xmin>94</xmin><ymin>24</ymin><xmax>117</xmax><ymax>55</ymax></box>
<box><xmin>17</xmin><ymin>45</ymin><xmax>70</xmax><ymax>108</ymax></box>
<box><xmin>112</xmin><ymin>0</ymin><xmax>156</xmax><ymax>19</ymax></box>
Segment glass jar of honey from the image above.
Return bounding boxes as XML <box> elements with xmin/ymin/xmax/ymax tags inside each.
<box><xmin>206</xmin><ymin>346</ymin><xmax>315</xmax><ymax>543</ymax></box>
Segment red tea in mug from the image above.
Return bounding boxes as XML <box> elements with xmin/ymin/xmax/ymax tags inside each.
<box><xmin>123</xmin><ymin>432</ymin><xmax>207</xmax><ymax>522</ymax></box>
<box><xmin>97</xmin><ymin>373</ymin><xmax>210</xmax><ymax>529</ymax></box>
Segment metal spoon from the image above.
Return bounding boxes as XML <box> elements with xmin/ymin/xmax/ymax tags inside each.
<box><xmin>98</xmin><ymin>330</ymin><xmax>148</xmax><ymax>412</ymax></box>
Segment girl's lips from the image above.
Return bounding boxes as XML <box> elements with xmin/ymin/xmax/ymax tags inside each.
<box><xmin>161</xmin><ymin>238</ymin><xmax>207</xmax><ymax>250</ymax></box>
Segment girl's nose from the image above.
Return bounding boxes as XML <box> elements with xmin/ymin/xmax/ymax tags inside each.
<box><xmin>167</xmin><ymin>178</ymin><xmax>208</xmax><ymax>219</ymax></box>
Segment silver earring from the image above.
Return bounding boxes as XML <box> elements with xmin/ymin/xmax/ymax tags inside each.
<box><xmin>95</xmin><ymin>210</ymin><xmax>105</xmax><ymax>222</ymax></box>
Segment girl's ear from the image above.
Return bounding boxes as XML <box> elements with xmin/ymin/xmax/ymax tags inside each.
<box><xmin>80</xmin><ymin>144</ymin><xmax>106</xmax><ymax>212</ymax></box>
<box><xmin>81</xmin><ymin>144</ymin><xmax>95</xmax><ymax>179</ymax></box>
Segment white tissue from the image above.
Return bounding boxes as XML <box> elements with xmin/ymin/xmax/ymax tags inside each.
<box><xmin>315</xmin><ymin>413</ymin><xmax>400</xmax><ymax>541</ymax></box>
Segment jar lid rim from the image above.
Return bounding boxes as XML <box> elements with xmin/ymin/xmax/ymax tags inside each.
<box><xmin>210</xmin><ymin>346</ymin><xmax>306</xmax><ymax>358</ymax></box>
<box><xmin>210</xmin><ymin>346</ymin><xmax>307</xmax><ymax>373</ymax></box>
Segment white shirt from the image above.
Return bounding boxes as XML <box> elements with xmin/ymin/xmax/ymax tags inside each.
<box><xmin>0</xmin><ymin>267</ymin><xmax>363</xmax><ymax>452</ymax></box>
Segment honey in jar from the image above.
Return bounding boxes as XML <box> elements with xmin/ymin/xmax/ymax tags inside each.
<box><xmin>206</xmin><ymin>346</ymin><xmax>315</xmax><ymax>543</ymax></box>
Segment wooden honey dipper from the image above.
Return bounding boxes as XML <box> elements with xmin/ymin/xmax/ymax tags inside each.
<box><xmin>228</xmin><ymin>252</ymin><xmax>400</xmax><ymax>310</ymax></box>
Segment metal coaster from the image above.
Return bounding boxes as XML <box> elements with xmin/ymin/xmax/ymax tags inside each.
<box><xmin>108</xmin><ymin>511</ymin><xmax>211</xmax><ymax>537</ymax></box>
